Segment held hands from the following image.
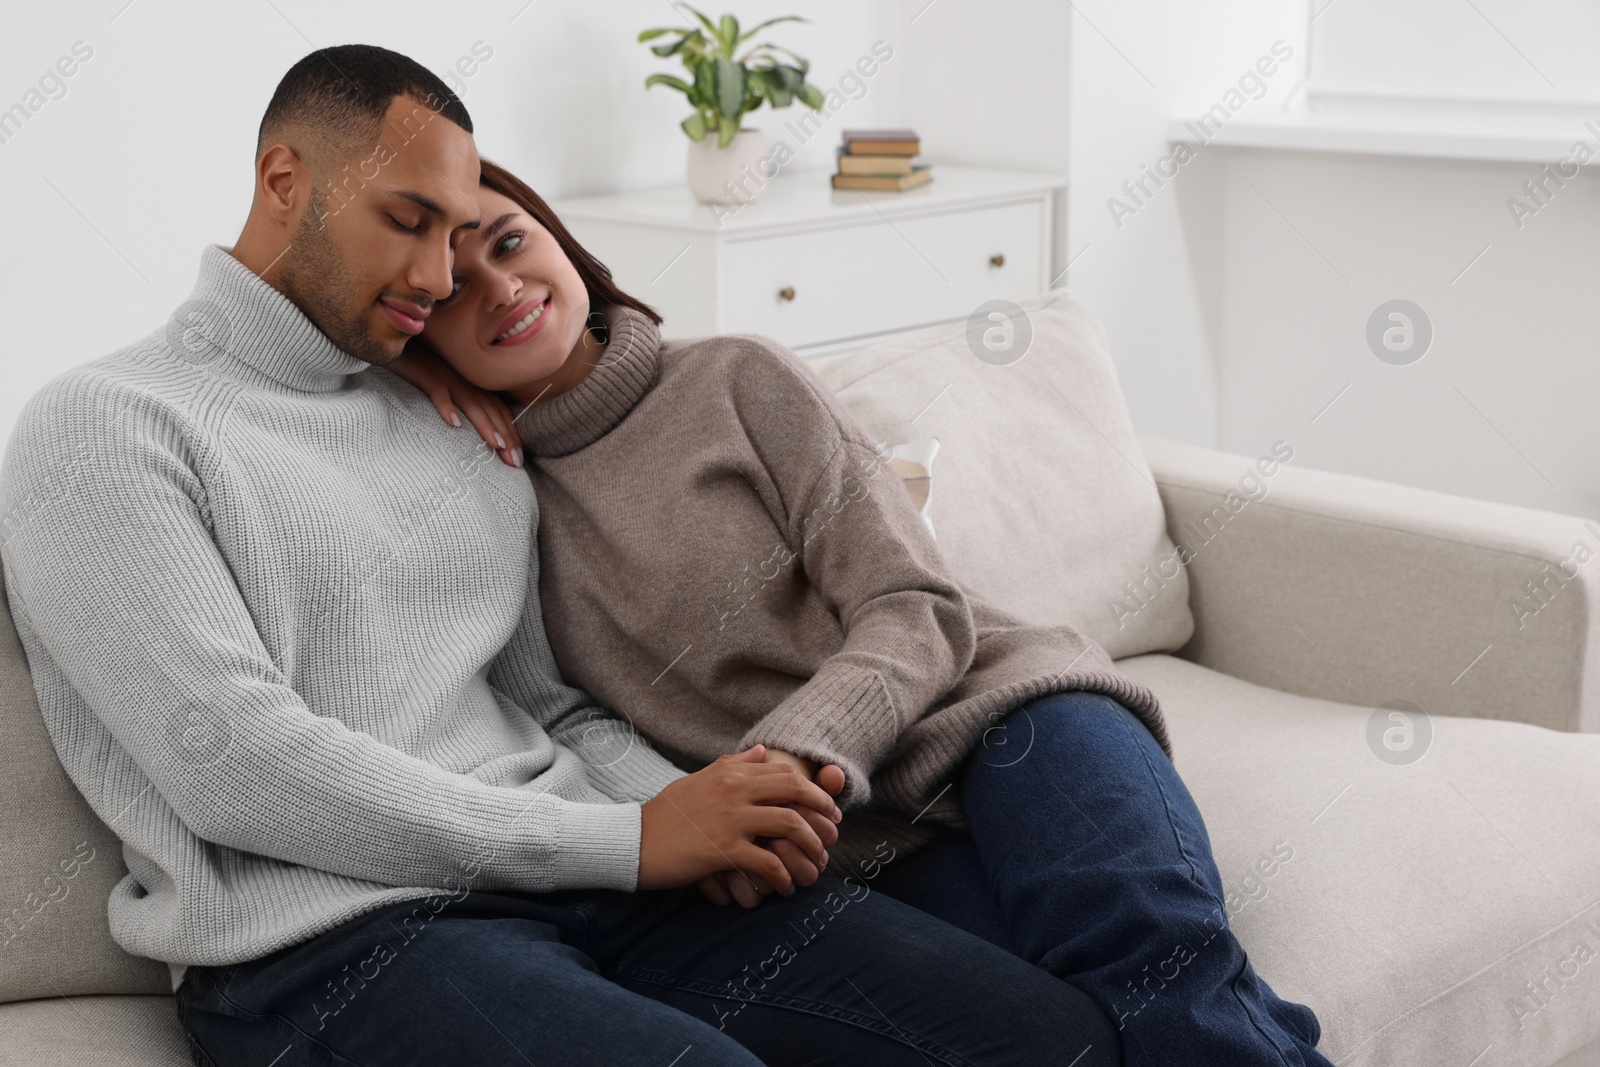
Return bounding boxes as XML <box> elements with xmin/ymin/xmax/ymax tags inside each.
<box><xmin>638</xmin><ymin>745</ymin><xmax>846</xmax><ymax>908</ymax></box>
<box><xmin>694</xmin><ymin>749</ymin><xmax>847</xmax><ymax>908</ymax></box>
<box><xmin>388</xmin><ymin>342</ymin><xmax>524</xmax><ymax>467</ymax></box>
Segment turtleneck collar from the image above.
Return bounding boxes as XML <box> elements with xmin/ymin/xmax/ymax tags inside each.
<box><xmin>177</xmin><ymin>244</ymin><xmax>372</xmax><ymax>393</ymax></box>
<box><xmin>513</xmin><ymin>302</ymin><xmax>664</xmax><ymax>457</ymax></box>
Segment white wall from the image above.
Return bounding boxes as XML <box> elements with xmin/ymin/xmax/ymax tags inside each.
<box><xmin>889</xmin><ymin>0</ymin><xmax>1071</xmax><ymax>273</ymax></box>
<box><xmin>1063</xmin><ymin>0</ymin><xmax>1600</xmax><ymax>521</ymax></box>
<box><xmin>1064</xmin><ymin>0</ymin><xmax>1308</xmax><ymax>449</ymax></box>
<box><xmin>1215</xmin><ymin>0</ymin><xmax>1600</xmax><ymax>519</ymax></box>
<box><xmin>0</xmin><ymin>0</ymin><xmax>909</xmax><ymax>454</ymax></box>
<box><xmin>1311</xmin><ymin>0</ymin><xmax>1600</xmax><ymax>105</ymax></box>
<box><xmin>1216</xmin><ymin>147</ymin><xmax>1600</xmax><ymax>519</ymax></box>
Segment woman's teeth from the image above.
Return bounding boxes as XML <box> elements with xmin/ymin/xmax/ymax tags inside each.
<box><xmin>496</xmin><ymin>300</ymin><xmax>545</xmax><ymax>342</ymax></box>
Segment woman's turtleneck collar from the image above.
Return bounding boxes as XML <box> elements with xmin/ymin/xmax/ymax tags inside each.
<box><xmin>185</xmin><ymin>244</ymin><xmax>371</xmax><ymax>393</ymax></box>
<box><xmin>513</xmin><ymin>302</ymin><xmax>664</xmax><ymax>458</ymax></box>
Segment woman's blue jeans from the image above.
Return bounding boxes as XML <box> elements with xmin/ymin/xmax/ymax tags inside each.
<box><xmin>874</xmin><ymin>690</ymin><xmax>1333</xmax><ymax>1067</ymax></box>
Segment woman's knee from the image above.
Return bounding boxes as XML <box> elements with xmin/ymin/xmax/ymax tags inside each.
<box><xmin>1004</xmin><ymin>975</ymin><xmax>1123</xmax><ymax>1067</ymax></box>
<box><xmin>962</xmin><ymin>690</ymin><xmax>1150</xmax><ymax>792</ymax></box>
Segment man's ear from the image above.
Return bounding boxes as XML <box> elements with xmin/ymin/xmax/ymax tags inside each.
<box><xmin>256</xmin><ymin>143</ymin><xmax>310</xmax><ymax>227</ymax></box>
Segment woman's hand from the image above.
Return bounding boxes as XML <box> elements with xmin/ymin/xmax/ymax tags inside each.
<box><xmin>694</xmin><ymin>748</ymin><xmax>848</xmax><ymax>908</ymax></box>
<box><xmin>388</xmin><ymin>342</ymin><xmax>523</xmax><ymax>467</ymax></box>
<box><xmin>640</xmin><ymin>744</ymin><xmax>842</xmax><ymax>898</ymax></box>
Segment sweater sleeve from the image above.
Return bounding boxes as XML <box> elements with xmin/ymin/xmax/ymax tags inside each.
<box><xmin>1</xmin><ymin>385</ymin><xmax>643</xmax><ymax>895</ymax></box>
<box><xmin>731</xmin><ymin>353</ymin><xmax>978</xmax><ymax>808</ymax></box>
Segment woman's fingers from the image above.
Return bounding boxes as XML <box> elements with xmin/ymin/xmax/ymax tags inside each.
<box><xmin>460</xmin><ymin>396</ymin><xmax>512</xmax><ymax>455</ymax></box>
<box><xmin>744</xmin><ymin>767</ymin><xmax>841</xmax><ymax>822</ymax></box>
<box><xmin>748</xmin><ymin>806</ymin><xmax>825</xmax><ymax>867</ymax></box>
<box><xmin>791</xmin><ymin>803</ymin><xmax>839</xmax><ymax>850</ymax></box>
<box><xmin>815</xmin><ymin>763</ymin><xmax>847</xmax><ymax>798</ymax></box>
<box><xmin>489</xmin><ymin>393</ymin><xmax>522</xmax><ymax>452</ymax></box>
<box><xmin>424</xmin><ymin>386</ymin><xmax>463</xmax><ymax>429</ymax></box>
<box><xmin>695</xmin><ymin>873</ymin><xmax>734</xmax><ymax>907</ymax></box>
<box><xmin>768</xmin><ymin>836</ymin><xmax>823</xmax><ymax>888</ymax></box>
<box><xmin>727</xmin><ymin>868</ymin><xmax>770</xmax><ymax>908</ymax></box>
<box><xmin>732</xmin><ymin>842</ymin><xmax>795</xmax><ymax>896</ymax></box>
<box><xmin>461</xmin><ymin>398</ymin><xmax>523</xmax><ymax>467</ymax></box>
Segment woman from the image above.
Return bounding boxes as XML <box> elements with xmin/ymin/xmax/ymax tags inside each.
<box><xmin>390</xmin><ymin>158</ymin><xmax>1335</xmax><ymax>1067</ymax></box>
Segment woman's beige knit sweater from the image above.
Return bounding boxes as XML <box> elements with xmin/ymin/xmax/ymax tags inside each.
<box><xmin>515</xmin><ymin>304</ymin><xmax>1171</xmax><ymax>874</ymax></box>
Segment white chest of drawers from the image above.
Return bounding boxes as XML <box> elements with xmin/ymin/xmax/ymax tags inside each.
<box><xmin>547</xmin><ymin>164</ymin><xmax>1067</xmax><ymax>358</ymax></box>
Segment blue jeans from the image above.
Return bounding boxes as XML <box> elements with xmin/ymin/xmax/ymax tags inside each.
<box><xmin>874</xmin><ymin>690</ymin><xmax>1333</xmax><ymax>1067</ymax></box>
<box><xmin>176</xmin><ymin>870</ymin><xmax>1120</xmax><ymax>1066</ymax></box>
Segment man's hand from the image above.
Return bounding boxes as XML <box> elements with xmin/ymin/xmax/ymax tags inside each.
<box><xmin>694</xmin><ymin>747</ymin><xmax>848</xmax><ymax>908</ymax></box>
<box><xmin>388</xmin><ymin>342</ymin><xmax>523</xmax><ymax>467</ymax></box>
<box><xmin>638</xmin><ymin>745</ymin><xmax>841</xmax><ymax>896</ymax></box>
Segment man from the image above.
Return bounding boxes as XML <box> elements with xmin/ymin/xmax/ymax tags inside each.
<box><xmin>0</xmin><ymin>44</ymin><xmax>1116</xmax><ymax>1065</ymax></box>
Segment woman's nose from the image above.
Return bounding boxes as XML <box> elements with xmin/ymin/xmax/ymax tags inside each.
<box><xmin>494</xmin><ymin>273</ymin><xmax>522</xmax><ymax>308</ymax></box>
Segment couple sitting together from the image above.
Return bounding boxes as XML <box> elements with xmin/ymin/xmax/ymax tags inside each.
<box><xmin>1</xmin><ymin>43</ymin><xmax>1334</xmax><ymax>1067</ymax></box>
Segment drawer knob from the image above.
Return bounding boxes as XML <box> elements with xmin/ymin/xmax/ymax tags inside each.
<box><xmin>989</xmin><ymin>254</ymin><xmax>1005</xmax><ymax>268</ymax></box>
<box><xmin>778</xmin><ymin>286</ymin><xmax>796</xmax><ymax>302</ymax></box>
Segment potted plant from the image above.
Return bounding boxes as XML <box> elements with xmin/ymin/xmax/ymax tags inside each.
<box><xmin>638</xmin><ymin>6</ymin><xmax>826</xmax><ymax>204</ymax></box>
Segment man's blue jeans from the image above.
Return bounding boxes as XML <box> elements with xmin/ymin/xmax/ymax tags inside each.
<box><xmin>875</xmin><ymin>690</ymin><xmax>1333</xmax><ymax>1067</ymax></box>
<box><xmin>176</xmin><ymin>865</ymin><xmax>1120</xmax><ymax>1066</ymax></box>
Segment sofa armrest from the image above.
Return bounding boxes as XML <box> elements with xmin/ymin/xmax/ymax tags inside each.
<box><xmin>1136</xmin><ymin>434</ymin><xmax>1600</xmax><ymax>733</ymax></box>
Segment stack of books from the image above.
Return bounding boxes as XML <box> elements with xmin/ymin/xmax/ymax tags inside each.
<box><xmin>831</xmin><ymin>129</ymin><xmax>933</xmax><ymax>191</ymax></box>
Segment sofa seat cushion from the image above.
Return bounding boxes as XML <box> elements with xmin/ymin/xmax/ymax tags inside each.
<box><xmin>1114</xmin><ymin>652</ymin><xmax>1600</xmax><ymax>1067</ymax></box>
<box><xmin>0</xmin><ymin>995</ymin><xmax>189</xmax><ymax>1065</ymax></box>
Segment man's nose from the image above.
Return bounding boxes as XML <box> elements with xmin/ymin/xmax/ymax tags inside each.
<box><xmin>410</xmin><ymin>238</ymin><xmax>454</xmax><ymax>300</ymax></box>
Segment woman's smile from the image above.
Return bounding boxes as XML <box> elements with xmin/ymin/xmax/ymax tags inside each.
<box><xmin>492</xmin><ymin>294</ymin><xmax>552</xmax><ymax>347</ymax></box>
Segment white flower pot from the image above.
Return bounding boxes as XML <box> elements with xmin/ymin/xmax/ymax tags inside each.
<box><xmin>687</xmin><ymin>128</ymin><xmax>768</xmax><ymax>205</ymax></box>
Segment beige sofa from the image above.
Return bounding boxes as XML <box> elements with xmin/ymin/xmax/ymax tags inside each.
<box><xmin>4</xmin><ymin>290</ymin><xmax>1598</xmax><ymax>1066</ymax></box>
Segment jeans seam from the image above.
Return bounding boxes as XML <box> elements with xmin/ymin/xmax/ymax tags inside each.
<box><xmin>1115</xmin><ymin>696</ymin><xmax>1209</xmax><ymax>890</ymax></box>
<box><xmin>1224</xmin><ymin>957</ymin><xmax>1300</xmax><ymax>1066</ymax></box>
<box><xmin>206</xmin><ymin>980</ymin><xmax>370</xmax><ymax>1067</ymax></box>
<box><xmin>613</xmin><ymin>964</ymin><xmax>976</xmax><ymax>1067</ymax></box>
<box><xmin>1113</xmin><ymin>696</ymin><xmax>1300</xmax><ymax>1065</ymax></box>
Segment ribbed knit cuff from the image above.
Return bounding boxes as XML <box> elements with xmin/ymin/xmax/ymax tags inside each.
<box><xmin>740</xmin><ymin>662</ymin><xmax>899</xmax><ymax>809</ymax></box>
<box><xmin>536</xmin><ymin>800</ymin><xmax>643</xmax><ymax>892</ymax></box>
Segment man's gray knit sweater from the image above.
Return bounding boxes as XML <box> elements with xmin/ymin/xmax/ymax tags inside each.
<box><xmin>0</xmin><ymin>245</ymin><xmax>688</xmax><ymax>993</ymax></box>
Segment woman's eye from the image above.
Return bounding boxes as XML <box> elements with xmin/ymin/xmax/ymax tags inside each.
<box><xmin>495</xmin><ymin>232</ymin><xmax>524</xmax><ymax>256</ymax></box>
<box><xmin>439</xmin><ymin>279</ymin><xmax>463</xmax><ymax>304</ymax></box>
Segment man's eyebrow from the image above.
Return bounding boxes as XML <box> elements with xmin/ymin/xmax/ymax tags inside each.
<box><xmin>393</xmin><ymin>190</ymin><xmax>480</xmax><ymax>229</ymax></box>
<box><xmin>482</xmin><ymin>212</ymin><xmax>518</xmax><ymax>241</ymax></box>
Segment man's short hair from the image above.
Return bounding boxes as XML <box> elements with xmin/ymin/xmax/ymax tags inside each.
<box><xmin>257</xmin><ymin>44</ymin><xmax>472</xmax><ymax>167</ymax></box>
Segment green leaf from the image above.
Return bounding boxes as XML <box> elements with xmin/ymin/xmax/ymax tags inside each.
<box><xmin>644</xmin><ymin>73</ymin><xmax>694</xmax><ymax>96</ymax></box>
<box><xmin>711</xmin><ymin>54</ymin><xmax>745</xmax><ymax>119</ymax></box>
<box><xmin>736</xmin><ymin>16</ymin><xmax>806</xmax><ymax>45</ymax></box>
<box><xmin>718</xmin><ymin>15</ymin><xmax>739</xmax><ymax>55</ymax></box>
<box><xmin>692</xmin><ymin>57</ymin><xmax>715</xmax><ymax>109</ymax></box>
<box><xmin>637</xmin><ymin>28</ymin><xmax>674</xmax><ymax>41</ymax></box>
<box><xmin>650</xmin><ymin>34</ymin><xmax>692</xmax><ymax>57</ymax></box>
<box><xmin>755</xmin><ymin>68</ymin><xmax>792</xmax><ymax>107</ymax></box>
<box><xmin>677</xmin><ymin>4</ymin><xmax>723</xmax><ymax>47</ymax></box>
<box><xmin>753</xmin><ymin>42</ymin><xmax>809</xmax><ymax>72</ymax></box>
<box><xmin>681</xmin><ymin>111</ymin><xmax>708</xmax><ymax>141</ymax></box>
<box><xmin>716</xmin><ymin>115</ymin><xmax>740</xmax><ymax>148</ymax></box>
<box><xmin>750</xmin><ymin>68</ymin><xmax>787</xmax><ymax>107</ymax></box>
<box><xmin>796</xmin><ymin>83</ymin><xmax>825</xmax><ymax>109</ymax></box>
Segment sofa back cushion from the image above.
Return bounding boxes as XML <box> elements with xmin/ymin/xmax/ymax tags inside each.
<box><xmin>808</xmin><ymin>289</ymin><xmax>1194</xmax><ymax>659</ymax></box>
<box><xmin>0</xmin><ymin>567</ymin><xmax>169</xmax><ymax>1002</ymax></box>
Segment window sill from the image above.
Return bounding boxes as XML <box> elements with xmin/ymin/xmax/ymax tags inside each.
<box><xmin>1166</xmin><ymin>92</ymin><xmax>1600</xmax><ymax>165</ymax></box>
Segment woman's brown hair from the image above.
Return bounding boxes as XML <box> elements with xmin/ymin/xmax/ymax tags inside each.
<box><xmin>477</xmin><ymin>158</ymin><xmax>664</xmax><ymax>330</ymax></box>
